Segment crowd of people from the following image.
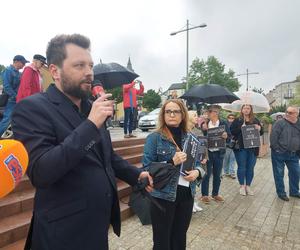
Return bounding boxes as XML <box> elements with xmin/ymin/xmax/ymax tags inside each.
<box><xmin>0</xmin><ymin>33</ymin><xmax>299</xmax><ymax>250</ymax></box>
<box><xmin>0</xmin><ymin>54</ymin><xmax>46</xmax><ymax>137</ymax></box>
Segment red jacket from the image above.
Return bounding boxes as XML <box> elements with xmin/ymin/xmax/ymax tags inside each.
<box><xmin>122</xmin><ymin>81</ymin><xmax>144</xmax><ymax>108</ymax></box>
<box><xmin>17</xmin><ymin>65</ymin><xmax>42</xmax><ymax>103</ymax></box>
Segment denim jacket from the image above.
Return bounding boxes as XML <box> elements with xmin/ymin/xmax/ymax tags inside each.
<box><xmin>142</xmin><ymin>131</ymin><xmax>200</xmax><ymax>202</ymax></box>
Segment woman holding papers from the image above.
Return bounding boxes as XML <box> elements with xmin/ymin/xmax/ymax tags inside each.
<box><xmin>200</xmin><ymin>105</ymin><xmax>230</xmax><ymax>204</ymax></box>
<box><xmin>143</xmin><ymin>99</ymin><xmax>203</xmax><ymax>250</ymax></box>
<box><xmin>188</xmin><ymin>110</ymin><xmax>208</xmax><ymax>212</ymax></box>
<box><xmin>230</xmin><ymin>104</ymin><xmax>263</xmax><ymax>196</ymax></box>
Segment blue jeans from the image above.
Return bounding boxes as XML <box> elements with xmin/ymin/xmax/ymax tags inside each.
<box><xmin>124</xmin><ymin>107</ymin><xmax>135</xmax><ymax>135</ymax></box>
<box><xmin>223</xmin><ymin>147</ymin><xmax>236</xmax><ymax>175</ymax></box>
<box><xmin>201</xmin><ymin>151</ymin><xmax>224</xmax><ymax>196</ymax></box>
<box><xmin>234</xmin><ymin>149</ymin><xmax>257</xmax><ymax>186</ymax></box>
<box><xmin>271</xmin><ymin>149</ymin><xmax>300</xmax><ymax>197</ymax></box>
<box><xmin>0</xmin><ymin>99</ymin><xmax>16</xmax><ymax>135</ymax></box>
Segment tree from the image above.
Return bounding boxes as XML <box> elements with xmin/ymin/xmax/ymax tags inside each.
<box><xmin>142</xmin><ymin>89</ymin><xmax>161</xmax><ymax>111</ymax></box>
<box><xmin>187</xmin><ymin>56</ymin><xmax>240</xmax><ymax>92</ymax></box>
<box><xmin>107</xmin><ymin>86</ymin><xmax>123</xmax><ymax>104</ymax></box>
<box><xmin>0</xmin><ymin>64</ymin><xmax>5</xmax><ymax>86</ymax></box>
<box><xmin>269</xmin><ymin>104</ymin><xmax>287</xmax><ymax>114</ymax></box>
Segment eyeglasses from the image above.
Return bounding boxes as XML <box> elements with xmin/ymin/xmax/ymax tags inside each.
<box><xmin>165</xmin><ymin>109</ymin><xmax>182</xmax><ymax>116</ymax></box>
<box><xmin>286</xmin><ymin>111</ymin><xmax>296</xmax><ymax>115</ymax></box>
<box><xmin>209</xmin><ymin>110</ymin><xmax>219</xmax><ymax>114</ymax></box>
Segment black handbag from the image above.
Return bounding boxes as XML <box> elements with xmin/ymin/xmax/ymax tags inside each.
<box><xmin>148</xmin><ymin>162</ymin><xmax>177</xmax><ymax>190</ymax></box>
<box><xmin>0</xmin><ymin>93</ymin><xmax>9</xmax><ymax>107</ymax></box>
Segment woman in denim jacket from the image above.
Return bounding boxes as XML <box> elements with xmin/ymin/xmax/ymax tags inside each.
<box><xmin>143</xmin><ymin>99</ymin><xmax>202</xmax><ymax>250</ymax></box>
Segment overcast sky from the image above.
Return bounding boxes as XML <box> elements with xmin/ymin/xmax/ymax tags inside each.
<box><xmin>1</xmin><ymin>0</ymin><xmax>299</xmax><ymax>93</ymax></box>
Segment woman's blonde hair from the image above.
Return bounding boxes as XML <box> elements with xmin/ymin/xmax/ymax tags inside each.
<box><xmin>156</xmin><ymin>99</ymin><xmax>189</xmax><ymax>136</ymax></box>
<box><xmin>187</xmin><ymin>110</ymin><xmax>197</xmax><ymax>131</ymax></box>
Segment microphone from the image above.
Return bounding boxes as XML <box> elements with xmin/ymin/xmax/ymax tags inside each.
<box><xmin>92</xmin><ymin>81</ymin><xmax>114</xmax><ymax>129</ymax></box>
<box><xmin>0</xmin><ymin>139</ymin><xmax>29</xmax><ymax>198</ymax></box>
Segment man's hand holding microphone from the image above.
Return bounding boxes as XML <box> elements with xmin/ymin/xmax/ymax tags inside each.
<box><xmin>88</xmin><ymin>93</ymin><xmax>114</xmax><ymax>129</ymax></box>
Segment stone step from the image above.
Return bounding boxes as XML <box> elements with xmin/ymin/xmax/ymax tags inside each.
<box><xmin>0</xmin><ymin>211</ymin><xmax>32</xmax><ymax>248</ymax></box>
<box><xmin>11</xmin><ymin>176</ymin><xmax>33</xmax><ymax>194</ymax></box>
<box><xmin>1</xmin><ymin>238</ymin><xmax>25</xmax><ymax>250</ymax></box>
<box><xmin>112</xmin><ymin>138</ymin><xmax>146</xmax><ymax>148</ymax></box>
<box><xmin>123</xmin><ymin>153</ymin><xmax>143</xmax><ymax>165</ymax></box>
<box><xmin>0</xmin><ymin>190</ymin><xmax>34</xmax><ymax>220</ymax></box>
<box><xmin>114</xmin><ymin>144</ymin><xmax>144</xmax><ymax>157</ymax></box>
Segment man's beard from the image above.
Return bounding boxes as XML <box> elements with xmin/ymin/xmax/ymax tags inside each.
<box><xmin>60</xmin><ymin>72</ymin><xmax>92</xmax><ymax>100</ymax></box>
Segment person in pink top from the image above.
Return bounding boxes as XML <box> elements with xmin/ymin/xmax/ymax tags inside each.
<box><xmin>122</xmin><ymin>79</ymin><xmax>144</xmax><ymax>138</ymax></box>
<box><xmin>16</xmin><ymin>54</ymin><xmax>46</xmax><ymax>103</ymax></box>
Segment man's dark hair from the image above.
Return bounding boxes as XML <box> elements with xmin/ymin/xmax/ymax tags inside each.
<box><xmin>46</xmin><ymin>34</ymin><xmax>91</xmax><ymax>67</ymax></box>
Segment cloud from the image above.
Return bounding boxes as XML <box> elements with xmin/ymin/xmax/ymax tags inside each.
<box><xmin>0</xmin><ymin>0</ymin><xmax>299</xmax><ymax>94</ymax></box>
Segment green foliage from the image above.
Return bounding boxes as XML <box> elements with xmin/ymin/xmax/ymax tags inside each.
<box><xmin>188</xmin><ymin>56</ymin><xmax>241</xmax><ymax>92</ymax></box>
<box><xmin>107</xmin><ymin>86</ymin><xmax>123</xmax><ymax>104</ymax></box>
<box><xmin>143</xmin><ymin>89</ymin><xmax>161</xmax><ymax>111</ymax></box>
<box><xmin>0</xmin><ymin>64</ymin><xmax>5</xmax><ymax>86</ymax></box>
<box><xmin>257</xmin><ymin>113</ymin><xmax>273</xmax><ymax>125</ymax></box>
<box><xmin>269</xmin><ymin>104</ymin><xmax>287</xmax><ymax>114</ymax></box>
<box><xmin>288</xmin><ymin>84</ymin><xmax>300</xmax><ymax>106</ymax></box>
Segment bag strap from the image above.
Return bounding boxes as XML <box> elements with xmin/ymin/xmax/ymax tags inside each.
<box><xmin>163</xmin><ymin>127</ymin><xmax>181</xmax><ymax>152</ymax></box>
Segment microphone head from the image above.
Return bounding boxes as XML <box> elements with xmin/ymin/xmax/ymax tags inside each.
<box><xmin>0</xmin><ymin>139</ymin><xmax>29</xmax><ymax>198</ymax></box>
<box><xmin>92</xmin><ymin>80</ymin><xmax>105</xmax><ymax>98</ymax></box>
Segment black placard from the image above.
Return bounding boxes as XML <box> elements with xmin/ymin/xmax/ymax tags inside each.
<box><xmin>197</xmin><ymin>136</ymin><xmax>208</xmax><ymax>161</ymax></box>
<box><xmin>180</xmin><ymin>134</ymin><xmax>201</xmax><ymax>173</ymax></box>
<box><xmin>207</xmin><ymin>125</ymin><xmax>226</xmax><ymax>149</ymax></box>
<box><xmin>241</xmin><ymin>125</ymin><xmax>261</xmax><ymax>148</ymax></box>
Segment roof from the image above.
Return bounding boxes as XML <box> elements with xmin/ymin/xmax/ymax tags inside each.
<box><xmin>168</xmin><ymin>83</ymin><xmax>185</xmax><ymax>90</ymax></box>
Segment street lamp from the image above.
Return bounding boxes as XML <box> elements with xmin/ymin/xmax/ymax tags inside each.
<box><xmin>237</xmin><ymin>68</ymin><xmax>259</xmax><ymax>91</ymax></box>
<box><xmin>170</xmin><ymin>19</ymin><xmax>207</xmax><ymax>91</ymax></box>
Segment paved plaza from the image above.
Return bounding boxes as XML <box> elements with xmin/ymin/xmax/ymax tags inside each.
<box><xmin>108</xmin><ymin>130</ymin><xmax>300</xmax><ymax>250</ymax></box>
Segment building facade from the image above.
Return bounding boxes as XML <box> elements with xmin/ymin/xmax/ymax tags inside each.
<box><xmin>265</xmin><ymin>76</ymin><xmax>300</xmax><ymax>107</ymax></box>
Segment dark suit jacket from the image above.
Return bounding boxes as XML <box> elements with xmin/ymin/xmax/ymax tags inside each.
<box><xmin>11</xmin><ymin>84</ymin><xmax>141</xmax><ymax>250</ymax></box>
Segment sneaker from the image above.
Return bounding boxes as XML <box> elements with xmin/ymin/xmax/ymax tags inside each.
<box><xmin>246</xmin><ymin>186</ymin><xmax>254</xmax><ymax>196</ymax></box>
<box><xmin>278</xmin><ymin>195</ymin><xmax>289</xmax><ymax>201</ymax></box>
<box><xmin>193</xmin><ymin>202</ymin><xmax>203</xmax><ymax>212</ymax></box>
<box><xmin>124</xmin><ymin>135</ymin><xmax>130</xmax><ymax>138</ymax></box>
<box><xmin>129</xmin><ymin>134</ymin><xmax>137</xmax><ymax>138</ymax></box>
<box><xmin>230</xmin><ymin>174</ymin><xmax>236</xmax><ymax>179</ymax></box>
<box><xmin>200</xmin><ymin>196</ymin><xmax>210</xmax><ymax>204</ymax></box>
<box><xmin>239</xmin><ymin>186</ymin><xmax>246</xmax><ymax>196</ymax></box>
<box><xmin>193</xmin><ymin>206</ymin><xmax>197</xmax><ymax>213</ymax></box>
<box><xmin>212</xmin><ymin>195</ymin><xmax>225</xmax><ymax>202</ymax></box>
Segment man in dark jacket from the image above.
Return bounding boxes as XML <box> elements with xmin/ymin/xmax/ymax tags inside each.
<box><xmin>11</xmin><ymin>34</ymin><xmax>152</xmax><ymax>250</ymax></box>
<box><xmin>270</xmin><ymin>106</ymin><xmax>300</xmax><ymax>201</ymax></box>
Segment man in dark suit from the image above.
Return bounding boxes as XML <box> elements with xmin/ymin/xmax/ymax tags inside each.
<box><xmin>11</xmin><ymin>34</ymin><xmax>152</xmax><ymax>250</ymax></box>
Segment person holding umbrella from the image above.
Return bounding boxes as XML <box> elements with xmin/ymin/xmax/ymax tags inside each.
<box><xmin>230</xmin><ymin>104</ymin><xmax>263</xmax><ymax>196</ymax></box>
<box><xmin>123</xmin><ymin>79</ymin><xmax>144</xmax><ymax>138</ymax></box>
<box><xmin>143</xmin><ymin>99</ymin><xmax>202</xmax><ymax>250</ymax></box>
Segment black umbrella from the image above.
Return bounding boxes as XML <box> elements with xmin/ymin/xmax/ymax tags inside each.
<box><xmin>93</xmin><ymin>62</ymin><xmax>139</xmax><ymax>89</ymax></box>
<box><xmin>128</xmin><ymin>162</ymin><xmax>177</xmax><ymax>225</ymax></box>
<box><xmin>180</xmin><ymin>83</ymin><xmax>239</xmax><ymax>104</ymax></box>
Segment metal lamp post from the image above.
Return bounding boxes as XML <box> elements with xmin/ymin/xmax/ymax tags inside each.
<box><xmin>170</xmin><ymin>19</ymin><xmax>207</xmax><ymax>91</ymax></box>
<box><xmin>237</xmin><ymin>68</ymin><xmax>259</xmax><ymax>91</ymax></box>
